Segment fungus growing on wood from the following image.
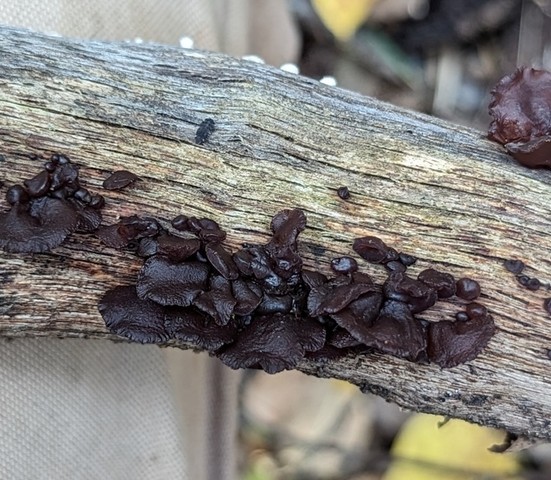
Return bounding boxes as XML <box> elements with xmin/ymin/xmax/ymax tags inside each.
<box><xmin>0</xmin><ymin>154</ymin><xmax>104</xmax><ymax>252</ymax></box>
<box><xmin>0</xmin><ymin>197</ymin><xmax>79</xmax><ymax>253</ymax></box>
<box><xmin>95</xmin><ymin>207</ymin><xmax>495</xmax><ymax>372</ymax></box>
<box><xmin>165</xmin><ymin>306</ymin><xmax>237</xmax><ymax>350</ymax></box>
<box><xmin>455</xmin><ymin>278</ymin><xmax>481</xmax><ymax>301</ymax></box>
<box><xmin>418</xmin><ymin>268</ymin><xmax>456</xmax><ymax>298</ymax></box>
<box><xmin>0</xmin><ymin>154</ymin><xmax>497</xmax><ymax>374</ymax></box>
<box><xmin>136</xmin><ymin>255</ymin><xmax>210</xmax><ymax>306</ymax></box>
<box><xmin>488</xmin><ymin>67</ymin><xmax>551</xmax><ymax>167</ymax></box>
<box><xmin>216</xmin><ymin>314</ymin><xmax>325</xmax><ymax>374</ymax></box>
<box><xmin>99</xmin><ymin>285</ymin><xmax>169</xmax><ymax>343</ymax></box>
<box><xmin>427</xmin><ymin>312</ymin><xmax>496</xmax><ymax>368</ymax></box>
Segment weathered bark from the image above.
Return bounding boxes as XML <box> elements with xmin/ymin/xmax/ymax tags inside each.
<box><xmin>1</xmin><ymin>26</ymin><xmax>550</xmax><ymax>440</ymax></box>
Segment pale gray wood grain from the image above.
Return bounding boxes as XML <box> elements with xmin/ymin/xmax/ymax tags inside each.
<box><xmin>1</xmin><ymin>27</ymin><xmax>550</xmax><ymax>439</ymax></box>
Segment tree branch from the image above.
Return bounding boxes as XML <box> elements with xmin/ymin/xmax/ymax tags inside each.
<box><xmin>1</xmin><ymin>26</ymin><xmax>551</xmax><ymax>440</ymax></box>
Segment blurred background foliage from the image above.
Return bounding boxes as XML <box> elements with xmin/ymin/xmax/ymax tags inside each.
<box><xmin>239</xmin><ymin>1</ymin><xmax>551</xmax><ymax>479</ymax></box>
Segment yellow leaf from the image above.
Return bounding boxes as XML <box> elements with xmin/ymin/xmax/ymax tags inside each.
<box><xmin>312</xmin><ymin>0</ymin><xmax>376</xmax><ymax>41</ymax></box>
<box><xmin>383</xmin><ymin>414</ymin><xmax>522</xmax><ymax>480</ymax></box>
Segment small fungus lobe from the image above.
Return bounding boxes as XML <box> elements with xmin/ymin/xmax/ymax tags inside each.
<box><xmin>353</xmin><ymin>236</ymin><xmax>391</xmax><ymax>264</ymax></box>
<box><xmin>330</xmin><ymin>256</ymin><xmax>358</xmax><ymax>274</ymax></box>
<box><xmin>455</xmin><ymin>278</ymin><xmax>481</xmax><ymax>301</ymax></box>
<box><xmin>544</xmin><ymin>298</ymin><xmax>551</xmax><ymax>316</ymax></box>
<box><xmin>99</xmin><ymin>286</ymin><xmax>169</xmax><ymax>343</ymax></box>
<box><xmin>504</xmin><ymin>259</ymin><xmax>525</xmax><ymax>275</ymax></box>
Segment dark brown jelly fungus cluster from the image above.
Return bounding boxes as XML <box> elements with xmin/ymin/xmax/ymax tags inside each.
<box><xmin>488</xmin><ymin>67</ymin><xmax>551</xmax><ymax>168</ymax></box>
<box><xmin>0</xmin><ymin>154</ymin><xmax>105</xmax><ymax>253</ymax></box>
<box><xmin>98</xmin><ymin>209</ymin><xmax>495</xmax><ymax>373</ymax></box>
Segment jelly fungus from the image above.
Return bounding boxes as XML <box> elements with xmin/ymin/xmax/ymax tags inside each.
<box><xmin>488</xmin><ymin>67</ymin><xmax>551</xmax><ymax>167</ymax></box>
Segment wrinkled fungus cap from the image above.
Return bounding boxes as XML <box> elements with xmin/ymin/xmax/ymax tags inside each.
<box><xmin>488</xmin><ymin>67</ymin><xmax>551</xmax><ymax>167</ymax></box>
<box><xmin>0</xmin><ymin>197</ymin><xmax>79</xmax><ymax>253</ymax></box>
<box><xmin>99</xmin><ymin>285</ymin><xmax>169</xmax><ymax>343</ymax></box>
<box><xmin>165</xmin><ymin>306</ymin><xmax>237</xmax><ymax>350</ymax></box>
<box><xmin>427</xmin><ymin>313</ymin><xmax>496</xmax><ymax>368</ymax></box>
<box><xmin>216</xmin><ymin>314</ymin><xmax>325</xmax><ymax>374</ymax></box>
<box><xmin>136</xmin><ymin>255</ymin><xmax>210</xmax><ymax>306</ymax></box>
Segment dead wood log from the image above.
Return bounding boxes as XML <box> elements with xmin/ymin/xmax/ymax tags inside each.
<box><xmin>1</xmin><ymin>26</ymin><xmax>551</xmax><ymax>440</ymax></box>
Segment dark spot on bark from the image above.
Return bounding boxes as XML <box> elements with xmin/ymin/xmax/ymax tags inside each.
<box><xmin>337</xmin><ymin>186</ymin><xmax>350</xmax><ymax>199</ymax></box>
<box><xmin>195</xmin><ymin>118</ymin><xmax>215</xmax><ymax>145</ymax></box>
<box><xmin>102</xmin><ymin>170</ymin><xmax>139</xmax><ymax>190</ymax></box>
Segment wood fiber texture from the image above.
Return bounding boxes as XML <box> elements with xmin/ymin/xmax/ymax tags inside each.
<box><xmin>0</xmin><ymin>27</ymin><xmax>550</xmax><ymax>439</ymax></box>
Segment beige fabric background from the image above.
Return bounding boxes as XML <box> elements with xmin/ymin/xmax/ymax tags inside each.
<box><xmin>0</xmin><ymin>1</ymin><xmax>299</xmax><ymax>479</ymax></box>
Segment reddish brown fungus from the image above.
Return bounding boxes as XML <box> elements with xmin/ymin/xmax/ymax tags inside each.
<box><xmin>383</xmin><ymin>272</ymin><xmax>437</xmax><ymax>314</ymax></box>
<box><xmin>488</xmin><ymin>67</ymin><xmax>551</xmax><ymax>167</ymax></box>
<box><xmin>193</xmin><ymin>275</ymin><xmax>237</xmax><ymax>326</ymax></box>
<box><xmin>455</xmin><ymin>278</ymin><xmax>480</xmax><ymax>301</ymax></box>
<box><xmin>0</xmin><ymin>154</ymin><xmax>104</xmax><ymax>252</ymax></box>
<box><xmin>427</xmin><ymin>313</ymin><xmax>495</xmax><ymax>368</ymax></box>
<box><xmin>205</xmin><ymin>242</ymin><xmax>240</xmax><ymax>280</ymax></box>
<box><xmin>92</xmin><ymin>206</ymin><xmax>494</xmax><ymax>372</ymax></box>
<box><xmin>353</xmin><ymin>236</ymin><xmax>391</xmax><ymax>264</ymax></box>
<box><xmin>156</xmin><ymin>233</ymin><xmax>200</xmax><ymax>262</ymax></box>
<box><xmin>330</xmin><ymin>256</ymin><xmax>358</xmax><ymax>274</ymax></box>
<box><xmin>6</xmin><ymin>185</ymin><xmax>29</xmax><ymax>205</ymax></box>
<box><xmin>0</xmin><ymin>198</ymin><xmax>79</xmax><ymax>253</ymax></box>
<box><xmin>418</xmin><ymin>268</ymin><xmax>456</xmax><ymax>298</ymax></box>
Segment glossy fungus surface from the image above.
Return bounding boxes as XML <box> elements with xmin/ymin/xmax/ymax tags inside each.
<box><xmin>427</xmin><ymin>313</ymin><xmax>496</xmax><ymax>368</ymax></box>
<box><xmin>102</xmin><ymin>170</ymin><xmax>139</xmax><ymax>190</ymax></box>
<box><xmin>0</xmin><ymin>154</ymin><xmax>104</xmax><ymax>252</ymax></box>
<box><xmin>418</xmin><ymin>268</ymin><xmax>456</xmax><ymax>298</ymax></box>
<box><xmin>353</xmin><ymin>236</ymin><xmax>392</xmax><ymax>264</ymax></box>
<box><xmin>1</xmin><ymin>158</ymin><xmax>496</xmax><ymax>373</ymax></box>
<box><xmin>488</xmin><ymin>67</ymin><xmax>551</xmax><ymax>167</ymax></box>
<box><xmin>94</xmin><ymin>208</ymin><xmax>495</xmax><ymax>373</ymax></box>
<box><xmin>455</xmin><ymin>278</ymin><xmax>481</xmax><ymax>301</ymax></box>
<box><xmin>99</xmin><ymin>286</ymin><xmax>169</xmax><ymax>343</ymax></box>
